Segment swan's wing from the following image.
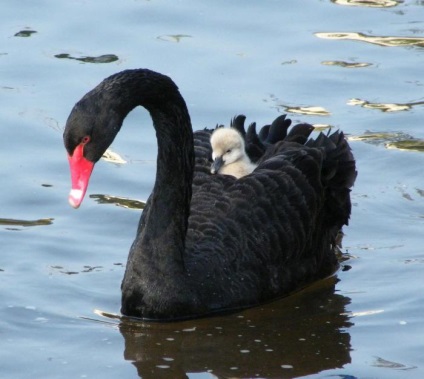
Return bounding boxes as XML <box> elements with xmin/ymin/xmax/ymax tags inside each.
<box><xmin>246</xmin><ymin>115</ymin><xmax>293</xmax><ymax>163</ymax></box>
<box><xmin>230</xmin><ymin>115</ymin><xmax>247</xmax><ymax>137</ymax></box>
<box><xmin>246</xmin><ymin>122</ymin><xmax>266</xmax><ymax>162</ymax></box>
<box><xmin>263</xmin><ymin>114</ymin><xmax>291</xmax><ymax>144</ymax></box>
<box><xmin>255</xmin><ymin>122</ymin><xmax>313</xmax><ymax>165</ymax></box>
<box><xmin>186</xmin><ymin>148</ymin><xmax>325</xmax><ymax>305</ymax></box>
<box><xmin>285</xmin><ymin>123</ymin><xmax>315</xmax><ymax>144</ymax></box>
<box><xmin>188</xmin><ymin>144</ymin><xmax>324</xmax><ymax>265</ymax></box>
<box><xmin>185</xmin><ymin>130</ymin><xmax>356</xmax><ymax>307</ymax></box>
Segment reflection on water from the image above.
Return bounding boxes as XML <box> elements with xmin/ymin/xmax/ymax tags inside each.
<box><xmin>322</xmin><ymin>60</ymin><xmax>372</xmax><ymax>68</ymax></box>
<box><xmin>315</xmin><ymin>32</ymin><xmax>424</xmax><ymax>48</ymax></box>
<box><xmin>157</xmin><ymin>35</ymin><xmax>192</xmax><ymax>43</ymax></box>
<box><xmin>348</xmin><ymin>98</ymin><xmax>424</xmax><ymax>112</ymax></box>
<box><xmin>331</xmin><ymin>0</ymin><xmax>401</xmax><ymax>7</ymax></box>
<box><xmin>343</xmin><ymin>309</ymin><xmax>384</xmax><ymax>317</ymax></box>
<box><xmin>277</xmin><ymin>105</ymin><xmax>331</xmax><ymax>116</ymax></box>
<box><xmin>312</xmin><ymin>123</ymin><xmax>333</xmax><ymax>131</ymax></box>
<box><xmin>0</xmin><ymin>217</ymin><xmax>53</xmax><ymax>230</ymax></box>
<box><xmin>54</xmin><ymin>53</ymin><xmax>119</xmax><ymax>64</ymax></box>
<box><xmin>386</xmin><ymin>139</ymin><xmax>424</xmax><ymax>153</ymax></box>
<box><xmin>372</xmin><ymin>356</ymin><xmax>417</xmax><ymax>371</ymax></box>
<box><xmin>113</xmin><ymin>277</ymin><xmax>352</xmax><ymax>379</ymax></box>
<box><xmin>102</xmin><ymin>149</ymin><xmax>127</xmax><ymax>164</ymax></box>
<box><xmin>49</xmin><ymin>264</ymin><xmax>106</xmax><ymax>275</ymax></box>
<box><xmin>349</xmin><ymin>131</ymin><xmax>424</xmax><ymax>153</ymax></box>
<box><xmin>14</xmin><ymin>29</ymin><xmax>37</xmax><ymax>37</ymax></box>
<box><xmin>90</xmin><ymin>194</ymin><xmax>146</xmax><ymax>210</ymax></box>
<box><xmin>264</xmin><ymin>94</ymin><xmax>332</xmax><ymax>117</ymax></box>
<box><xmin>281</xmin><ymin>59</ymin><xmax>297</xmax><ymax>65</ymax></box>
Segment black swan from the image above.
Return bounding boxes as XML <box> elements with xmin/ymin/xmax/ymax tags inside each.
<box><xmin>63</xmin><ymin>69</ymin><xmax>357</xmax><ymax>320</ymax></box>
<box><xmin>210</xmin><ymin>127</ymin><xmax>257</xmax><ymax>178</ymax></box>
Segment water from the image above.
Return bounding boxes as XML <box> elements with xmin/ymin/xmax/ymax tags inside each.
<box><xmin>1</xmin><ymin>0</ymin><xmax>423</xmax><ymax>378</ymax></box>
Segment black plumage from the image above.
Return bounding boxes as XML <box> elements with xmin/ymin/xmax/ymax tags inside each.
<box><xmin>63</xmin><ymin>69</ymin><xmax>357</xmax><ymax>320</ymax></box>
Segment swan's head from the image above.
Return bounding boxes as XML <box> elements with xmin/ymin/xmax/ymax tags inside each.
<box><xmin>64</xmin><ymin>69</ymin><xmax>186</xmax><ymax>209</ymax></box>
<box><xmin>64</xmin><ymin>96</ymin><xmax>123</xmax><ymax>209</ymax></box>
<box><xmin>210</xmin><ymin>128</ymin><xmax>246</xmax><ymax>174</ymax></box>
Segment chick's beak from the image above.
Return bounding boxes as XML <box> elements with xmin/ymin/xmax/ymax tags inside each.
<box><xmin>211</xmin><ymin>156</ymin><xmax>224</xmax><ymax>174</ymax></box>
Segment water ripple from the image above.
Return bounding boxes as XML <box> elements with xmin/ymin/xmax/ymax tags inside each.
<box><xmin>348</xmin><ymin>98</ymin><xmax>424</xmax><ymax>112</ymax></box>
<box><xmin>0</xmin><ymin>218</ymin><xmax>53</xmax><ymax>230</ymax></box>
<box><xmin>156</xmin><ymin>34</ymin><xmax>192</xmax><ymax>43</ymax></box>
<box><xmin>54</xmin><ymin>53</ymin><xmax>119</xmax><ymax>64</ymax></box>
<box><xmin>277</xmin><ymin>105</ymin><xmax>331</xmax><ymax>116</ymax></box>
<box><xmin>315</xmin><ymin>32</ymin><xmax>424</xmax><ymax>48</ymax></box>
<box><xmin>90</xmin><ymin>194</ymin><xmax>146</xmax><ymax>210</ymax></box>
<box><xmin>14</xmin><ymin>29</ymin><xmax>37</xmax><ymax>37</ymax></box>
<box><xmin>322</xmin><ymin>60</ymin><xmax>372</xmax><ymax>68</ymax></box>
<box><xmin>331</xmin><ymin>0</ymin><xmax>401</xmax><ymax>8</ymax></box>
<box><xmin>349</xmin><ymin>131</ymin><xmax>424</xmax><ymax>153</ymax></box>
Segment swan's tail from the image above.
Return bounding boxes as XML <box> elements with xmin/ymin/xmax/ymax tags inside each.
<box><xmin>306</xmin><ymin>130</ymin><xmax>357</xmax><ymax>229</ymax></box>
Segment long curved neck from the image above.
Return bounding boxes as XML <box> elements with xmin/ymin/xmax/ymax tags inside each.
<box><xmin>139</xmin><ymin>103</ymin><xmax>194</xmax><ymax>265</ymax></box>
<box><xmin>86</xmin><ymin>70</ymin><xmax>195</xmax><ymax>269</ymax></box>
<box><xmin>110</xmin><ymin>70</ymin><xmax>195</xmax><ymax>268</ymax></box>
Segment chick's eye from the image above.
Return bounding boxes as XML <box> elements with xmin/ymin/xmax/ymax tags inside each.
<box><xmin>226</xmin><ymin>149</ymin><xmax>232</xmax><ymax>153</ymax></box>
<box><xmin>81</xmin><ymin>136</ymin><xmax>90</xmax><ymax>144</ymax></box>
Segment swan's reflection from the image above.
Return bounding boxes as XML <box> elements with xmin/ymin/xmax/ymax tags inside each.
<box><xmin>119</xmin><ymin>276</ymin><xmax>352</xmax><ymax>379</ymax></box>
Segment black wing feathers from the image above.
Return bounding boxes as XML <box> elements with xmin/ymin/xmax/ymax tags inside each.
<box><xmin>185</xmin><ymin>117</ymin><xmax>355</xmax><ymax>309</ymax></box>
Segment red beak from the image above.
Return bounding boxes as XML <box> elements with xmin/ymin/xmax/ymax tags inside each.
<box><xmin>68</xmin><ymin>143</ymin><xmax>94</xmax><ymax>208</ymax></box>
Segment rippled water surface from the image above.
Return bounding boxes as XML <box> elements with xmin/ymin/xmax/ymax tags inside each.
<box><xmin>1</xmin><ymin>1</ymin><xmax>423</xmax><ymax>378</ymax></box>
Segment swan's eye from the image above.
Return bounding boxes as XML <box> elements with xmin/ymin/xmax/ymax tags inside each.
<box><xmin>226</xmin><ymin>149</ymin><xmax>232</xmax><ymax>153</ymax></box>
<box><xmin>81</xmin><ymin>136</ymin><xmax>90</xmax><ymax>145</ymax></box>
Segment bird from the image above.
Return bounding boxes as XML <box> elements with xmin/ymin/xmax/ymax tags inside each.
<box><xmin>210</xmin><ymin>127</ymin><xmax>257</xmax><ymax>178</ymax></box>
<box><xmin>63</xmin><ymin>68</ymin><xmax>357</xmax><ymax>321</ymax></box>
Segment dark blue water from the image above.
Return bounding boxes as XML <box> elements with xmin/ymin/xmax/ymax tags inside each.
<box><xmin>1</xmin><ymin>1</ymin><xmax>423</xmax><ymax>378</ymax></box>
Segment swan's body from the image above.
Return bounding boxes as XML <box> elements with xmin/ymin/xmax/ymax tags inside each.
<box><xmin>63</xmin><ymin>69</ymin><xmax>357</xmax><ymax>320</ymax></box>
<box><xmin>210</xmin><ymin>127</ymin><xmax>257</xmax><ymax>178</ymax></box>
